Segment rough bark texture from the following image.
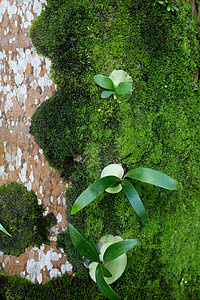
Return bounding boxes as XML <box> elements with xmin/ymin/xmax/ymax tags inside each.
<box><xmin>190</xmin><ymin>0</ymin><xmax>198</xmax><ymax>18</ymax></box>
<box><xmin>189</xmin><ymin>0</ymin><xmax>200</xmax><ymax>82</ymax></box>
<box><xmin>0</xmin><ymin>0</ymin><xmax>72</xmax><ymax>284</ymax></box>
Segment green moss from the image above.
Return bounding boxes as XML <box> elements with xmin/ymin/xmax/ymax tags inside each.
<box><xmin>0</xmin><ymin>183</ymin><xmax>56</xmax><ymax>256</ymax></box>
<box><xmin>29</xmin><ymin>0</ymin><xmax>200</xmax><ymax>298</ymax></box>
<box><xmin>0</xmin><ymin>274</ymin><xmax>49</xmax><ymax>300</ymax></box>
<box><xmin>30</xmin><ymin>87</ymin><xmax>91</xmax><ymax>178</ymax></box>
<box><xmin>46</xmin><ymin>273</ymin><xmax>105</xmax><ymax>299</ymax></box>
<box><xmin>29</xmin><ymin>0</ymin><xmax>93</xmax><ymax>86</ymax></box>
<box><xmin>0</xmin><ymin>273</ymin><xmax>105</xmax><ymax>300</ymax></box>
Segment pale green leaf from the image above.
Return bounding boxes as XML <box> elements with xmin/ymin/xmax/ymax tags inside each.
<box><xmin>101</xmin><ymin>90</ymin><xmax>114</xmax><ymax>98</ymax></box>
<box><xmin>125</xmin><ymin>168</ymin><xmax>181</xmax><ymax>190</ymax></box>
<box><xmin>114</xmin><ymin>82</ymin><xmax>132</xmax><ymax>95</ymax></box>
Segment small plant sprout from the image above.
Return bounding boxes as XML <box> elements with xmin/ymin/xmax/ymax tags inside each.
<box><xmin>0</xmin><ymin>223</ymin><xmax>11</xmax><ymax>237</ymax></box>
<box><xmin>156</xmin><ymin>0</ymin><xmax>178</xmax><ymax>12</ymax></box>
<box><xmin>93</xmin><ymin>70</ymin><xmax>133</xmax><ymax>103</ymax></box>
<box><xmin>68</xmin><ymin>223</ymin><xmax>139</xmax><ymax>300</ymax></box>
<box><xmin>71</xmin><ymin>164</ymin><xmax>181</xmax><ymax>223</ymax></box>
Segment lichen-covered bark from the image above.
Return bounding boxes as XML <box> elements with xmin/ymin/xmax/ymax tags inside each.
<box><xmin>0</xmin><ymin>0</ymin><xmax>72</xmax><ymax>284</ymax></box>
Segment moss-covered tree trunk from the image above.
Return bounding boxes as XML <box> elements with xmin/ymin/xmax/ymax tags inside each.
<box><xmin>28</xmin><ymin>0</ymin><xmax>200</xmax><ymax>298</ymax></box>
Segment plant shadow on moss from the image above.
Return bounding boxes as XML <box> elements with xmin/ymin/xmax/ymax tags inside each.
<box><xmin>0</xmin><ymin>183</ymin><xmax>57</xmax><ymax>256</ymax></box>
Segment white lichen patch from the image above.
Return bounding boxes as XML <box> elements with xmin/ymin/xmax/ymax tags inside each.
<box><xmin>20</xmin><ymin>271</ymin><xmax>26</xmax><ymax>277</ymax></box>
<box><xmin>26</xmin><ymin>246</ymin><xmax>72</xmax><ymax>283</ymax></box>
<box><xmin>1</xmin><ymin>47</ymin><xmax>52</xmax><ymax>114</ymax></box>
<box><xmin>49</xmin><ymin>268</ymin><xmax>61</xmax><ymax>279</ymax></box>
<box><xmin>29</xmin><ymin>170</ymin><xmax>34</xmax><ymax>182</ymax></box>
<box><xmin>25</xmin><ymin>180</ymin><xmax>32</xmax><ymax>191</ymax></box>
<box><xmin>16</xmin><ymin>147</ymin><xmax>22</xmax><ymax>169</ymax></box>
<box><xmin>57</xmin><ymin>196</ymin><xmax>61</xmax><ymax>204</ymax></box>
<box><xmin>8</xmin><ymin>163</ymin><xmax>15</xmax><ymax>171</ymax></box>
<box><xmin>61</xmin><ymin>262</ymin><xmax>73</xmax><ymax>274</ymax></box>
<box><xmin>5</xmin><ymin>91</ymin><xmax>14</xmax><ymax>114</ymax></box>
<box><xmin>62</xmin><ymin>197</ymin><xmax>66</xmax><ymax>206</ymax></box>
<box><xmin>19</xmin><ymin>162</ymin><xmax>27</xmax><ymax>183</ymax></box>
<box><xmin>2</xmin><ymin>256</ymin><xmax>11</xmax><ymax>268</ymax></box>
<box><xmin>0</xmin><ymin>0</ymin><xmax>46</xmax><ymax>22</ymax></box>
<box><xmin>2</xmin><ymin>142</ymin><xmax>22</xmax><ymax>172</ymax></box>
<box><xmin>31</xmin><ymin>80</ymin><xmax>38</xmax><ymax>89</ymax></box>
<box><xmin>34</xmin><ymin>155</ymin><xmax>39</xmax><ymax>162</ymax></box>
<box><xmin>0</xmin><ymin>252</ymin><xmax>4</xmax><ymax>266</ymax></box>
<box><xmin>39</xmin><ymin>185</ymin><xmax>43</xmax><ymax>195</ymax></box>
<box><xmin>38</xmin><ymin>74</ymin><xmax>52</xmax><ymax>92</ymax></box>
<box><xmin>0</xmin><ymin>165</ymin><xmax>8</xmax><ymax>180</ymax></box>
<box><xmin>56</xmin><ymin>213</ymin><xmax>62</xmax><ymax>223</ymax></box>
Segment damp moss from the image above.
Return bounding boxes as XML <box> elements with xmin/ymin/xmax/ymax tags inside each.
<box><xmin>0</xmin><ymin>183</ymin><xmax>56</xmax><ymax>256</ymax></box>
<box><xmin>0</xmin><ymin>273</ymin><xmax>105</xmax><ymax>299</ymax></box>
<box><xmin>29</xmin><ymin>86</ymin><xmax>91</xmax><ymax>178</ymax></box>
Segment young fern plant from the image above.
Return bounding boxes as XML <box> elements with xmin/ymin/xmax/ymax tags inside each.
<box><xmin>71</xmin><ymin>164</ymin><xmax>181</xmax><ymax>223</ymax></box>
<box><xmin>68</xmin><ymin>223</ymin><xmax>139</xmax><ymax>300</ymax></box>
<box><xmin>94</xmin><ymin>70</ymin><xmax>133</xmax><ymax>103</ymax></box>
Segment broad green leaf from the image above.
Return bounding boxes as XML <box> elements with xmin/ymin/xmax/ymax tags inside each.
<box><xmin>101</xmin><ymin>265</ymin><xmax>112</xmax><ymax>277</ymax></box>
<box><xmin>114</xmin><ymin>82</ymin><xmax>132</xmax><ymax>96</ymax></box>
<box><xmin>101</xmin><ymin>90</ymin><xmax>114</xmax><ymax>98</ymax></box>
<box><xmin>71</xmin><ymin>176</ymin><xmax>120</xmax><ymax>214</ymax></box>
<box><xmin>0</xmin><ymin>223</ymin><xmax>11</xmax><ymax>237</ymax></box>
<box><xmin>103</xmin><ymin>239</ymin><xmax>139</xmax><ymax>264</ymax></box>
<box><xmin>125</xmin><ymin>168</ymin><xmax>181</xmax><ymax>190</ymax></box>
<box><xmin>121</xmin><ymin>180</ymin><xmax>147</xmax><ymax>223</ymax></box>
<box><xmin>95</xmin><ymin>264</ymin><xmax>120</xmax><ymax>300</ymax></box>
<box><xmin>88</xmin><ymin>234</ymin><xmax>100</xmax><ymax>258</ymax></box>
<box><xmin>68</xmin><ymin>223</ymin><xmax>100</xmax><ymax>262</ymax></box>
<box><xmin>94</xmin><ymin>75</ymin><xmax>114</xmax><ymax>90</ymax></box>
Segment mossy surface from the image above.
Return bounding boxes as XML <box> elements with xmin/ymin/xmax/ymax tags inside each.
<box><xmin>0</xmin><ymin>274</ymin><xmax>49</xmax><ymax>300</ymax></box>
<box><xmin>30</xmin><ymin>0</ymin><xmax>200</xmax><ymax>298</ymax></box>
<box><xmin>0</xmin><ymin>273</ymin><xmax>105</xmax><ymax>300</ymax></box>
<box><xmin>0</xmin><ymin>183</ymin><xmax>56</xmax><ymax>256</ymax></box>
<box><xmin>29</xmin><ymin>86</ymin><xmax>91</xmax><ymax>178</ymax></box>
